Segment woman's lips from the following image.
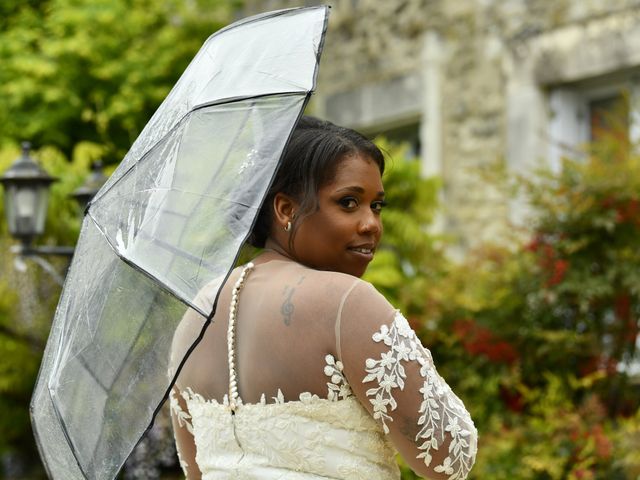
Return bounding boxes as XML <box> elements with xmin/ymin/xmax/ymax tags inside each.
<box><xmin>347</xmin><ymin>246</ymin><xmax>375</xmax><ymax>261</ymax></box>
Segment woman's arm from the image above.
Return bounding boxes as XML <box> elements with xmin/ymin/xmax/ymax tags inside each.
<box><xmin>168</xmin><ymin>281</ymin><xmax>219</xmax><ymax>480</ymax></box>
<box><xmin>338</xmin><ymin>281</ymin><xmax>477</xmax><ymax>479</ymax></box>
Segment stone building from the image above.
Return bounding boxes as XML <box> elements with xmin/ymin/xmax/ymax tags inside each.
<box><xmin>246</xmin><ymin>0</ymin><xmax>640</xmax><ymax>250</ymax></box>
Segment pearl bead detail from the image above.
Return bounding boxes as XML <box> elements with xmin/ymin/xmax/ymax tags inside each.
<box><xmin>227</xmin><ymin>262</ymin><xmax>254</xmax><ymax>412</ymax></box>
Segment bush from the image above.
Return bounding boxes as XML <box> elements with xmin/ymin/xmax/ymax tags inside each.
<box><xmin>426</xmin><ymin>131</ymin><xmax>640</xmax><ymax>478</ymax></box>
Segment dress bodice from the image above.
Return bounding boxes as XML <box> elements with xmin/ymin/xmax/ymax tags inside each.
<box><xmin>171</xmin><ymin>355</ymin><xmax>400</xmax><ymax>479</ymax></box>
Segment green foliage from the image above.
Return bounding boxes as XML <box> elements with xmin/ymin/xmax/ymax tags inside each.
<box><xmin>0</xmin><ymin>278</ymin><xmax>36</xmax><ymax>456</ymax></box>
<box><xmin>0</xmin><ymin>142</ymin><xmax>101</xmax><ymax>474</ymax></box>
<box><xmin>517</xmin><ymin>139</ymin><xmax>640</xmax><ymax>414</ymax></box>
<box><xmin>426</xmin><ymin>130</ymin><xmax>640</xmax><ymax>479</ymax></box>
<box><xmin>0</xmin><ymin>0</ymin><xmax>238</xmax><ymax>162</ymax></box>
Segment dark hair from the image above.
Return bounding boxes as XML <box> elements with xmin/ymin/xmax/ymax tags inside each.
<box><xmin>248</xmin><ymin>116</ymin><xmax>385</xmax><ymax>248</ymax></box>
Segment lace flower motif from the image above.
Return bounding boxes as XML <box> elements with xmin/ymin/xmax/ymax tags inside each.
<box><xmin>324</xmin><ymin>354</ymin><xmax>353</xmax><ymax>401</ymax></box>
<box><xmin>170</xmin><ymin>388</ymin><xmax>193</xmax><ymax>434</ymax></box>
<box><xmin>169</xmin><ymin>389</ymin><xmax>193</xmax><ymax>473</ymax></box>
<box><xmin>363</xmin><ymin>312</ymin><xmax>477</xmax><ymax>480</ymax></box>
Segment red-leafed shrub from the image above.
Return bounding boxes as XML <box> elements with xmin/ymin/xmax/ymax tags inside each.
<box><xmin>407</xmin><ymin>124</ymin><xmax>640</xmax><ymax>479</ymax></box>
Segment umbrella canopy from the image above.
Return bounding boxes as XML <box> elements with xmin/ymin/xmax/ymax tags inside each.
<box><xmin>30</xmin><ymin>6</ymin><xmax>329</xmax><ymax>479</ymax></box>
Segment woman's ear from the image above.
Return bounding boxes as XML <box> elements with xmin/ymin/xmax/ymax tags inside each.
<box><xmin>272</xmin><ymin>192</ymin><xmax>298</xmax><ymax>229</ymax></box>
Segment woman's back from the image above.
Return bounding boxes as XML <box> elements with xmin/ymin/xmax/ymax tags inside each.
<box><xmin>174</xmin><ymin>259</ymin><xmax>359</xmax><ymax>404</ymax></box>
<box><xmin>171</xmin><ymin>258</ymin><xmax>477</xmax><ymax>479</ymax></box>
<box><xmin>171</xmin><ymin>259</ymin><xmax>401</xmax><ymax>479</ymax></box>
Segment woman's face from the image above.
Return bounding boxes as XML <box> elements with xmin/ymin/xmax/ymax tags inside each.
<box><xmin>291</xmin><ymin>153</ymin><xmax>385</xmax><ymax>277</ymax></box>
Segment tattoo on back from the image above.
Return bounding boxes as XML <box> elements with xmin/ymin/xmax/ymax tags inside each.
<box><xmin>281</xmin><ymin>286</ymin><xmax>294</xmax><ymax>325</ymax></box>
<box><xmin>280</xmin><ymin>276</ymin><xmax>305</xmax><ymax>326</ymax></box>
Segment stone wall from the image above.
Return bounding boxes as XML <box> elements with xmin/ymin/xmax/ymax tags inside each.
<box><xmin>243</xmin><ymin>0</ymin><xmax>640</xmax><ymax>250</ymax></box>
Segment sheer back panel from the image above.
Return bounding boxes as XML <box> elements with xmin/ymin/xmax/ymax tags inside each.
<box><xmin>172</xmin><ymin>260</ymin><xmax>358</xmax><ymax>404</ymax></box>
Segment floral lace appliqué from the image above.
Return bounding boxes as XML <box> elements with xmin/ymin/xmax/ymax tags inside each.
<box><xmin>170</xmin><ymin>388</ymin><xmax>193</xmax><ymax>434</ymax></box>
<box><xmin>364</xmin><ymin>311</ymin><xmax>477</xmax><ymax>480</ymax></box>
<box><xmin>169</xmin><ymin>388</ymin><xmax>192</xmax><ymax>473</ymax></box>
<box><xmin>171</xmin><ymin>359</ymin><xmax>399</xmax><ymax>479</ymax></box>
<box><xmin>324</xmin><ymin>354</ymin><xmax>352</xmax><ymax>401</ymax></box>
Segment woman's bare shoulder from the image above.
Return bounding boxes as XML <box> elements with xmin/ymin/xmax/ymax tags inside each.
<box><xmin>283</xmin><ymin>263</ymin><xmax>391</xmax><ymax>309</ymax></box>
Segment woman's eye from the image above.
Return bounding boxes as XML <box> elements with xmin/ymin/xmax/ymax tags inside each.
<box><xmin>339</xmin><ymin>197</ymin><xmax>358</xmax><ymax>209</ymax></box>
<box><xmin>371</xmin><ymin>200</ymin><xmax>387</xmax><ymax>213</ymax></box>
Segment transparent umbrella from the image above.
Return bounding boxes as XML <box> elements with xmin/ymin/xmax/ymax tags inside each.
<box><xmin>30</xmin><ymin>6</ymin><xmax>329</xmax><ymax>479</ymax></box>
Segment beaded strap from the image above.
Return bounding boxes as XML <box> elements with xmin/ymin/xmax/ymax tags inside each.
<box><xmin>227</xmin><ymin>262</ymin><xmax>254</xmax><ymax>412</ymax></box>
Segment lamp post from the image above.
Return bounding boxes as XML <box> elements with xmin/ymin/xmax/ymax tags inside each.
<box><xmin>0</xmin><ymin>142</ymin><xmax>106</xmax><ymax>281</ymax></box>
<box><xmin>71</xmin><ymin>160</ymin><xmax>107</xmax><ymax>213</ymax></box>
<box><xmin>0</xmin><ymin>142</ymin><xmax>62</xmax><ymax>251</ymax></box>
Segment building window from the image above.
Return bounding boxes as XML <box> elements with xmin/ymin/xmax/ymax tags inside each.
<box><xmin>547</xmin><ymin>77</ymin><xmax>637</xmax><ymax>171</ymax></box>
<box><xmin>588</xmin><ymin>95</ymin><xmax>629</xmax><ymax>142</ymax></box>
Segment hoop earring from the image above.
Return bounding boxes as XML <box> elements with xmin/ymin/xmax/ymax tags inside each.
<box><xmin>284</xmin><ymin>221</ymin><xmax>292</xmax><ymax>232</ymax></box>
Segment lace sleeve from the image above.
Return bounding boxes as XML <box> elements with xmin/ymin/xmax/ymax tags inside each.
<box><xmin>339</xmin><ymin>282</ymin><xmax>478</xmax><ymax>479</ymax></box>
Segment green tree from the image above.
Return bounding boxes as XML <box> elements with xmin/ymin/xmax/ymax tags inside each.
<box><xmin>0</xmin><ymin>0</ymin><xmax>238</xmax><ymax>161</ymax></box>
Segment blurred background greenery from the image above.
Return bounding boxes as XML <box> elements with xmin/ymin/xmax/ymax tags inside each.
<box><xmin>1</xmin><ymin>1</ymin><xmax>639</xmax><ymax>479</ymax></box>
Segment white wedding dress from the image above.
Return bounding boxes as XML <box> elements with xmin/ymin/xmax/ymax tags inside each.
<box><xmin>169</xmin><ymin>260</ymin><xmax>477</xmax><ymax>479</ymax></box>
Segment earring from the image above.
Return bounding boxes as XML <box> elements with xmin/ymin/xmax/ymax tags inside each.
<box><xmin>284</xmin><ymin>221</ymin><xmax>292</xmax><ymax>232</ymax></box>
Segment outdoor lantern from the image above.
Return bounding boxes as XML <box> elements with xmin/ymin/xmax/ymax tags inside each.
<box><xmin>71</xmin><ymin>160</ymin><xmax>107</xmax><ymax>212</ymax></box>
<box><xmin>0</xmin><ymin>142</ymin><xmax>57</xmax><ymax>246</ymax></box>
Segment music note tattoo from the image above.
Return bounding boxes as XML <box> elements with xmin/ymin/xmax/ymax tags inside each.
<box><xmin>281</xmin><ymin>276</ymin><xmax>305</xmax><ymax>326</ymax></box>
<box><xmin>281</xmin><ymin>286</ymin><xmax>295</xmax><ymax>325</ymax></box>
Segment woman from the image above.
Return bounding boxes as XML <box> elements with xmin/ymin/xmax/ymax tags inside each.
<box><xmin>170</xmin><ymin>116</ymin><xmax>477</xmax><ymax>479</ymax></box>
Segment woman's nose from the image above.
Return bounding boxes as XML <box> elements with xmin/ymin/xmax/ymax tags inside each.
<box><xmin>358</xmin><ymin>211</ymin><xmax>381</xmax><ymax>235</ymax></box>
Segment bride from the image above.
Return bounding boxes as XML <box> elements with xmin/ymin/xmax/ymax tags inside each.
<box><xmin>169</xmin><ymin>116</ymin><xmax>478</xmax><ymax>479</ymax></box>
